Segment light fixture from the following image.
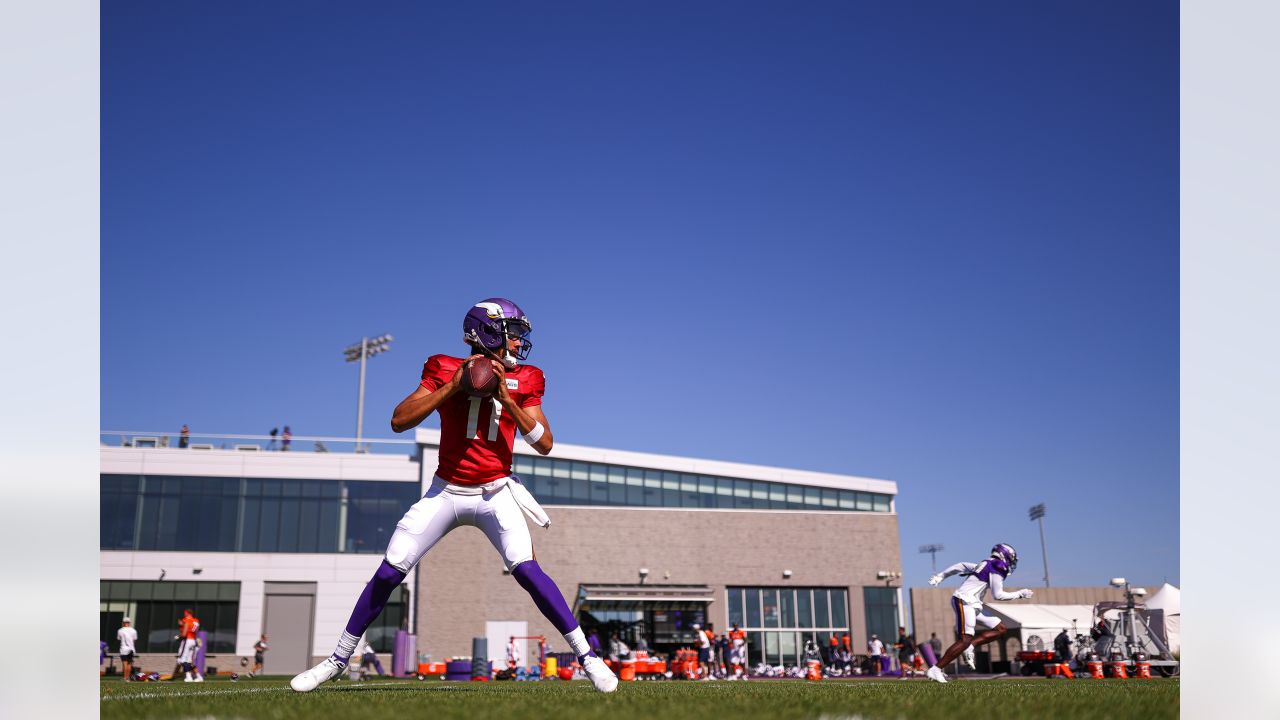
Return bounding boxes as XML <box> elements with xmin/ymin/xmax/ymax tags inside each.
<box><xmin>344</xmin><ymin>333</ymin><xmax>394</xmax><ymax>452</ymax></box>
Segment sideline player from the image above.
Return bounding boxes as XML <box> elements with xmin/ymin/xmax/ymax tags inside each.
<box><xmin>291</xmin><ymin>298</ymin><xmax>617</xmax><ymax>693</ymax></box>
<box><xmin>174</xmin><ymin>609</ymin><xmax>203</xmax><ymax>682</ymax></box>
<box><xmin>924</xmin><ymin>543</ymin><xmax>1033</xmax><ymax>683</ymax></box>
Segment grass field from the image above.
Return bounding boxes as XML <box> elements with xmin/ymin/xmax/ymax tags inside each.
<box><xmin>100</xmin><ymin>675</ymin><xmax>1179</xmax><ymax>720</ymax></box>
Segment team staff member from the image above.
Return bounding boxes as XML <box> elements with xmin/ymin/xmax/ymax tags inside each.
<box><xmin>117</xmin><ymin>617</ymin><xmax>138</xmax><ymax>682</ymax></box>
<box><xmin>291</xmin><ymin>299</ymin><xmax>616</xmax><ymax>694</ymax></box>
<box><xmin>250</xmin><ymin>634</ymin><xmax>268</xmax><ymax>677</ymax></box>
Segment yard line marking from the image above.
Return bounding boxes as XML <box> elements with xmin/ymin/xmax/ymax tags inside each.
<box><xmin>101</xmin><ymin>682</ymin><xmax>466</xmax><ymax>702</ymax></box>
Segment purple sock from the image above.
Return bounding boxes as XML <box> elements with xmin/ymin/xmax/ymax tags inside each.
<box><xmin>336</xmin><ymin>560</ymin><xmax>406</xmax><ymax>659</ymax></box>
<box><xmin>511</xmin><ymin>561</ymin><xmax>578</xmax><ymax>635</ymax></box>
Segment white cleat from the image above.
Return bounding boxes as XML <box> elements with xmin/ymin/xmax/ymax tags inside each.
<box><xmin>926</xmin><ymin>665</ymin><xmax>948</xmax><ymax>684</ymax></box>
<box><xmin>581</xmin><ymin>655</ymin><xmax>618</xmax><ymax>693</ymax></box>
<box><xmin>962</xmin><ymin>646</ymin><xmax>976</xmax><ymax>670</ymax></box>
<box><xmin>290</xmin><ymin>657</ymin><xmax>347</xmax><ymax>693</ymax></box>
<box><xmin>194</xmin><ymin>675</ymin><xmax>204</xmax><ymax>683</ymax></box>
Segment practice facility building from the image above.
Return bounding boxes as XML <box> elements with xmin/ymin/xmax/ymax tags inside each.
<box><xmin>99</xmin><ymin>428</ymin><xmax>902</xmax><ymax>675</ymax></box>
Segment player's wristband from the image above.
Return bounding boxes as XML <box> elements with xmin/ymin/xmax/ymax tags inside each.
<box><xmin>523</xmin><ymin>421</ymin><xmax>544</xmax><ymax>444</ymax></box>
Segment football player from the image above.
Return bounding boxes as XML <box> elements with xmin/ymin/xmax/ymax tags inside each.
<box><xmin>174</xmin><ymin>609</ymin><xmax>203</xmax><ymax>682</ymax></box>
<box><xmin>291</xmin><ymin>298</ymin><xmax>618</xmax><ymax>693</ymax></box>
<box><xmin>924</xmin><ymin>543</ymin><xmax>1033</xmax><ymax>683</ymax></box>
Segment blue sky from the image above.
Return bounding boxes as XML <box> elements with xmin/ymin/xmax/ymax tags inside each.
<box><xmin>102</xmin><ymin>1</ymin><xmax>1178</xmax><ymax>589</ymax></box>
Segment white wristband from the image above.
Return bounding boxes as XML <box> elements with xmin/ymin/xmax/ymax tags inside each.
<box><xmin>523</xmin><ymin>421</ymin><xmax>544</xmax><ymax>444</ymax></box>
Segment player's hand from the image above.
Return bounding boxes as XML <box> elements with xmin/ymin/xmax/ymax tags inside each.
<box><xmin>928</xmin><ymin>574</ymin><xmax>944</xmax><ymax>587</ymax></box>
<box><xmin>1019</xmin><ymin>589</ymin><xmax>1034</xmax><ymax>599</ymax></box>
<box><xmin>490</xmin><ymin>359</ymin><xmax>513</xmax><ymax>405</ymax></box>
<box><xmin>449</xmin><ymin>354</ymin><xmax>486</xmax><ymax>393</ymax></box>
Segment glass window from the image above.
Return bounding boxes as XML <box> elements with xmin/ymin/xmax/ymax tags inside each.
<box><xmin>590</xmin><ymin>464</ymin><xmax>608</xmax><ymax>482</ymax></box>
<box><xmin>804</xmin><ymin>487</ymin><xmax>821</xmax><ymax>506</ymax></box>
<box><xmin>863</xmin><ymin>587</ymin><xmax>897</xmax><ymax>644</ymax></box>
<box><xmin>661</xmin><ymin>472</ymin><xmax>680</xmax><ymax>491</ymax></box>
<box><xmin>786</xmin><ymin>486</ymin><xmax>804</xmax><ymax>508</ymax></box>
<box><xmin>814</xmin><ymin>589</ymin><xmax>830</xmax><ymax>628</ymax></box>
<box><xmin>837</xmin><ymin>491</ymin><xmax>855</xmax><ymax>510</ymax></box>
<box><xmin>733</xmin><ymin>479</ymin><xmax>751</xmax><ymax>498</ymax></box>
<box><xmin>873</xmin><ymin>494</ymin><xmax>891</xmax><ymax>512</ymax></box>
<box><xmin>552</xmin><ymin>459</ymin><xmax>572</xmax><ymax>479</ymax></box>
<box><xmin>608</xmin><ymin>466</ymin><xmax>627</xmax><ymax>484</ymax></box>
<box><xmin>764</xmin><ymin>632</ymin><xmax>779</xmax><ymax>665</ymax></box>
<box><xmin>831</xmin><ymin>589</ymin><xmax>848</xmax><ymax>629</ymax></box>
<box><xmin>820</xmin><ymin>489</ymin><xmax>838</xmax><ymax>508</ymax></box>
<box><xmin>750</xmin><ymin>482</ymin><xmax>769</xmax><ymax>501</ymax></box>
<box><xmin>779</xmin><ymin>589</ymin><xmax>794</xmax><ymax>627</ymax></box>
<box><xmin>856</xmin><ymin>492</ymin><xmax>872</xmax><ymax>511</ymax></box>
<box><xmin>745</xmin><ymin>588</ymin><xmax>761</xmax><ymax>627</ymax></box>
<box><xmin>679</xmin><ymin>474</ymin><xmax>698</xmax><ymax>493</ymax></box>
<box><xmin>625</xmin><ymin>468</ymin><xmax>645</xmax><ymax>486</ymax></box>
<box><xmin>762</xmin><ymin>589</ymin><xmax>780</xmax><ymax>628</ymax></box>
<box><xmin>644</xmin><ymin>470</ymin><xmax>662</xmax><ymax>488</ymax></box>
<box><xmin>797</xmin><ymin>589</ymin><xmax>813</xmax><ymax>627</ymax></box>
<box><xmin>716</xmin><ymin>477</ymin><xmax>735</xmax><ymax>496</ymax></box>
<box><xmin>571</xmin><ymin>462</ymin><xmax>590</xmax><ymax>481</ymax></box>
<box><xmin>727</xmin><ymin>588</ymin><xmax>743</xmax><ymax>627</ymax></box>
<box><xmin>513</xmin><ymin>456</ymin><xmax>533</xmax><ymax>475</ymax></box>
<box><xmin>779</xmin><ymin>631</ymin><xmax>798</xmax><ymax>666</ymax></box>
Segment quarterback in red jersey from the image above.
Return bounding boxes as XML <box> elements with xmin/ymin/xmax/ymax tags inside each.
<box><xmin>291</xmin><ymin>298</ymin><xmax>617</xmax><ymax>694</ymax></box>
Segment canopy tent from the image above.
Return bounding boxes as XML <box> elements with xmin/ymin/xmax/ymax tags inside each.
<box><xmin>1143</xmin><ymin>583</ymin><xmax>1180</xmax><ymax>654</ymax></box>
<box><xmin>986</xmin><ymin>604</ymin><xmax>1097</xmax><ymax>651</ymax></box>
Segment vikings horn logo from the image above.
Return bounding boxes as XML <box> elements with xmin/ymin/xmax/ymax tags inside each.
<box><xmin>475</xmin><ymin>302</ymin><xmax>505</xmax><ymax>319</ymax></box>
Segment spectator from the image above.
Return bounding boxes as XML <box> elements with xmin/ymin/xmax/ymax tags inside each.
<box><xmin>282</xmin><ymin>426</ymin><xmax>292</xmax><ymax>451</ymax></box>
<box><xmin>117</xmin><ymin>617</ymin><xmax>138</xmax><ymax>681</ymax></box>
<box><xmin>827</xmin><ymin>633</ymin><xmax>839</xmax><ymax>665</ymax></box>
<box><xmin>268</xmin><ymin>427</ymin><xmax>279</xmax><ymax>450</ymax></box>
<box><xmin>837</xmin><ymin>647</ymin><xmax>853</xmax><ymax>675</ymax></box>
<box><xmin>179</xmin><ymin>424</ymin><xmax>190</xmax><ymax>449</ymax></box>
<box><xmin>867</xmin><ymin>634</ymin><xmax>884</xmax><ymax>676</ymax></box>
<box><xmin>587</xmin><ymin>630</ymin><xmax>602</xmax><ymax>657</ymax></box>
<box><xmin>929</xmin><ymin>632</ymin><xmax>943</xmax><ymax>660</ymax></box>
<box><xmin>250</xmin><ymin>634</ymin><xmax>268</xmax><ymax>677</ymax></box>
<box><xmin>842</xmin><ymin>632</ymin><xmax>852</xmax><ymax>655</ymax></box>
<box><xmin>607</xmin><ymin>633</ymin><xmax>624</xmax><ymax>661</ymax></box>
<box><xmin>895</xmin><ymin>627</ymin><xmax>916</xmax><ymax>677</ymax></box>
<box><xmin>634</xmin><ymin>634</ymin><xmax>649</xmax><ymax>652</ymax></box>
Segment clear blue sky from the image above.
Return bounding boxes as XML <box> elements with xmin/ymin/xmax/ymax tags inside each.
<box><xmin>102</xmin><ymin>1</ymin><xmax>1178</xmax><ymax>590</ymax></box>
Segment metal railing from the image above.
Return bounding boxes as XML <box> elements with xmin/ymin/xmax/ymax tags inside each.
<box><xmin>100</xmin><ymin>431</ymin><xmax>417</xmax><ymax>456</ymax></box>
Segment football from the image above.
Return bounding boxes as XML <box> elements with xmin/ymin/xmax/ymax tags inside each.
<box><xmin>461</xmin><ymin>357</ymin><xmax>499</xmax><ymax>397</ymax></box>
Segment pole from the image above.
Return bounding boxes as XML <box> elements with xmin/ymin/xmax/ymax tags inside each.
<box><xmin>1037</xmin><ymin>515</ymin><xmax>1050</xmax><ymax>587</ymax></box>
<box><xmin>356</xmin><ymin>337</ymin><xmax>367</xmax><ymax>453</ymax></box>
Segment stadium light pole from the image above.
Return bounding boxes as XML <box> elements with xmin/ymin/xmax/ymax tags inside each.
<box><xmin>1029</xmin><ymin>503</ymin><xmax>1050</xmax><ymax>587</ymax></box>
<box><xmin>344</xmin><ymin>334</ymin><xmax>393</xmax><ymax>453</ymax></box>
<box><xmin>919</xmin><ymin>544</ymin><xmax>945</xmax><ymax>573</ymax></box>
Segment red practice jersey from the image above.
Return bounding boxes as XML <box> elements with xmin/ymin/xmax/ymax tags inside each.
<box><xmin>420</xmin><ymin>354</ymin><xmax>545</xmax><ymax>485</ymax></box>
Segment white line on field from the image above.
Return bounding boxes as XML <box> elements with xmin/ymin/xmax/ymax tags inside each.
<box><xmin>101</xmin><ymin>682</ymin><xmax>467</xmax><ymax>702</ymax></box>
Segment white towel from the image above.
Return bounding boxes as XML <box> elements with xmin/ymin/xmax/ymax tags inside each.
<box><xmin>507</xmin><ymin>476</ymin><xmax>551</xmax><ymax>528</ymax></box>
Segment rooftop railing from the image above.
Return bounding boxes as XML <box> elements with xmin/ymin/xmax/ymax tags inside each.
<box><xmin>100</xmin><ymin>431</ymin><xmax>417</xmax><ymax>457</ymax></box>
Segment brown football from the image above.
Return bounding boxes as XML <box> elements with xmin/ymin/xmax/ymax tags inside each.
<box><xmin>461</xmin><ymin>358</ymin><xmax>499</xmax><ymax>397</ymax></box>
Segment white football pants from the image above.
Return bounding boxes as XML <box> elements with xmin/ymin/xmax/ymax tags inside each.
<box><xmin>385</xmin><ymin>475</ymin><xmax>534</xmax><ymax>573</ymax></box>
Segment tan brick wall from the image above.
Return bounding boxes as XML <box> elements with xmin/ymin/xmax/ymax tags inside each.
<box><xmin>416</xmin><ymin>507</ymin><xmax>902</xmax><ymax>658</ymax></box>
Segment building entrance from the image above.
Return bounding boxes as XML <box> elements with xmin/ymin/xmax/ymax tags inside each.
<box><xmin>574</xmin><ymin>584</ymin><xmax>714</xmax><ymax>658</ymax></box>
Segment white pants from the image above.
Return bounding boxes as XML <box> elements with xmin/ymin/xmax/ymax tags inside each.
<box><xmin>385</xmin><ymin>476</ymin><xmax>534</xmax><ymax>573</ymax></box>
<box><xmin>951</xmin><ymin>596</ymin><xmax>1000</xmax><ymax>637</ymax></box>
<box><xmin>177</xmin><ymin>638</ymin><xmax>197</xmax><ymax>664</ymax></box>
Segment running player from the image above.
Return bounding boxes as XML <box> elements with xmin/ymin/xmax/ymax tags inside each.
<box><xmin>291</xmin><ymin>298</ymin><xmax>617</xmax><ymax>693</ymax></box>
<box><xmin>924</xmin><ymin>543</ymin><xmax>1033</xmax><ymax>683</ymax></box>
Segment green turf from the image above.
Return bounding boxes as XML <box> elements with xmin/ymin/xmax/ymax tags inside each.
<box><xmin>100</xmin><ymin>676</ymin><xmax>1178</xmax><ymax>720</ymax></box>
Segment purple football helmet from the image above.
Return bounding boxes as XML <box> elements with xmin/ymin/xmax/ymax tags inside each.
<box><xmin>990</xmin><ymin>543</ymin><xmax>1018</xmax><ymax>572</ymax></box>
<box><xmin>463</xmin><ymin>298</ymin><xmax>533</xmax><ymax>364</ymax></box>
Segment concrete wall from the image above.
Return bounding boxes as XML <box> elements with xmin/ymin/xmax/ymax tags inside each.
<box><xmin>417</xmin><ymin>505</ymin><xmax>902</xmax><ymax>659</ymax></box>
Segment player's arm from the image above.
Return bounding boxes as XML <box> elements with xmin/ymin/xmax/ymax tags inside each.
<box><xmin>390</xmin><ymin>356</ymin><xmax>479</xmax><ymax>433</ymax></box>
<box><xmin>490</xmin><ymin>360</ymin><xmax>554</xmax><ymax>454</ymax></box>
<box><xmin>989</xmin><ymin>571</ymin><xmax>1033</xmax><ymax>601</ymax></box>
<box><xmin>929</xmin><ymin>561</ymin><xmax>976</xmax><ymax>585</ymax></box>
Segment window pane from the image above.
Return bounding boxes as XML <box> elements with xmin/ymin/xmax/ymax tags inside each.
<box><xmin>625</xmin><ymin>468</ymin><xmax>644</xmax><ymax>486</ymax></box>
<box><xmin>837</xmin><ymin>491</ymin><xmax>854</xmax><ymax>510</ymax></box>
<box><xmin>831</xmin><ymin>590</ymin><xmax>848</xmax><ymax>629</ymax></box>
<box><xmin>762</xmin><ymin>589</ymin><xmax>780</xmax><ymax>628</ymax></box>
<box><xmin>513</xmin><ymin>456</ymin><xmax>533</xmax><ymax>474</ymax></box>
<box><xmin>608</xmin><ymin>466</ymin><xmax>626</xmax><ymax>484</ymax></box>
<box><xmin>779</xmin><ymin>631</ymin><xmax>797</xmax><ymax>666</ymax></box>
<box><xmin>751</xmin><ymin>482</ymin><xmax>768</xmax><ymax>500</ymax></box>
<box><xmin>765</xmin><ymin>632</ymin><xmax>779</xmax><ymax>665</ymax></box>
<box><xmin>814</xmin><ymin>589</ymin><xmax>830</xmax><ymax>628</ymax></box>
<box><xmin>820</xmin><ymin>489</ymin><xmax>837</xmax><ymax>508</ymax></box>
<box><xmin>589</xmin><ymin>464</ymin><xmax>608</xmax><ymax>482</ymax></box>
<box><xmin>745</xmin><ymin>589</ymin><xmax>761</xmax><ymax>627</ymax></box>
<box><xmin>779</xmin><ymin>589</ymin><xmax>794</xmax><ymax>627</ymax></box>
<box><xmin>680</xmin><ymin>474</ymin><xmax>698</xmax><ymax>493</ymax></box>
<box><xmin>873</xmin><ymin>495</ymin><xmax>891</xmax><ymax>512</ymax></box>
<box><xmin>716</xmin><ymin>477</ymin><xmax>734</xmax><ymax>496</ymax></box>
<box><xmin>644</xmin><ymin>470</ymin><xmax>662</xmax><ymax>488</ymax></box>
<box><xmin>804</xmin><ymin>487</ymin><xmax>822</xmax><ymax>506</ymax></box>
<box><xmin>571</xmin><ymin>462</ymin><xmax>590</xmax><ymax>481</ymax></box>
<box><xmin>856</xmin><ymin>492</ymin><xmax>872</xmax><ymax>511</ymax></box>
<box><xmin>797</xmin><ymin>589</ymin><xmax>813</xmax><ymax>627</ymax></box>
<box><xmin>727</xmin><ymin>588</ymin><xmax>744</xmax><ymax>627</ymax></box>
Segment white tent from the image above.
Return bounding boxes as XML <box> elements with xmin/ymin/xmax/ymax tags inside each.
<box><xmin>987</xmin><ymin>604</ymin><xmax>1097</xmax><ymax>651</ymax></box>
<box><xmin>1143</xmin><ymin>583</ymin><xmax>1180</xmax><ymax>654</ymax></box>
